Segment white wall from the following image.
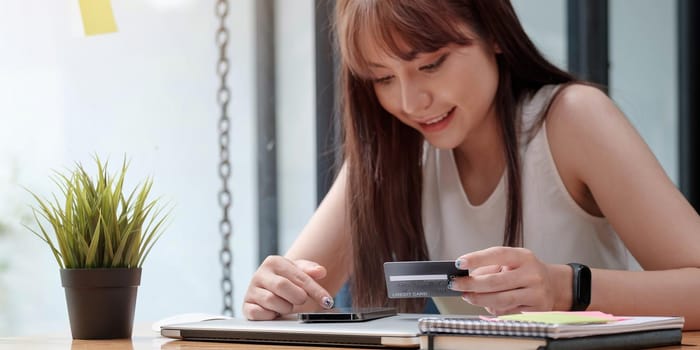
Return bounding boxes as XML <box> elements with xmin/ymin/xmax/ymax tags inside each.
<box><xmin>275</xmin><ymin>0</ymin><xmax>317</xmax><ymax>254</ymax></box>
<box><xmin>0</xmin><ymin>0</ymin><xmax>258</xmax><ymax>335</ymax></box>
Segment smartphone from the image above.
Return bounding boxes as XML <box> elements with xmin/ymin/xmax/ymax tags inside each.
<box><xmin>298</xmin><ymin>307</ymin><xmax>397</xmax><ymax>323</ymax></box>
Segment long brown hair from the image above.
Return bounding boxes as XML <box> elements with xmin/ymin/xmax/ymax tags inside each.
<box><xmin>335</xmin><ymin>0</ymin><xmax>575</xmax><ymax>312</ymax></box>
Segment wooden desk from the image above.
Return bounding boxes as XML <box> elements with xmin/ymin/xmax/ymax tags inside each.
<box><xmin>1</xmin><ymin>329</ymin><xmax>698</xmax><ymax>349</ymax></box>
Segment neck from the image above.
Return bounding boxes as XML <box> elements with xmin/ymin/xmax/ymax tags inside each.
<box><xmin>453</xmin><ymin>105</ymin><xmax>505</xmax><ymax>179</ymax></box>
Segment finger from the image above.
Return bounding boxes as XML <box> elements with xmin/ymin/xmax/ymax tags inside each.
<box><xmin>452</xmin><ymin>268</ymin><xmax>524</xmax><ymax>293</ymax></box>
<box><xmin>461</xmin><ymin>288</ymin><xmax>531</xmax><ymax>312</ymax></box>
<box><xmin>294</xmin><ymin>259</ymin><xmax>327</xmax><ymax>280</ymax></box>
<box><xmin>242</xmin><ymin>301</ymin><xmax>281</xmax><ymax>320</ymax></box>
<box><xmin>486</xmin><ymin>305</ymin><xmax>539</xmax><ymax>316</ymax></box>
<box><xmin>273</xmin><ymin>258</ymin><xmax>334</xmax><ymax>309</ymax></box>
<box><xmin>247</xmin><ymin>286</ymin><xmax>296</xmax><ymax>314</ymax></box>
<box><xmin>259</xmin><ymin>275</ymin><xmax>309</xmax><ymax>306</ymax></box>
<box><xmin>502</xmin><ymin>305</ymin><xmax>540</xmax><ymax>315</ymax></box>
<box><xmin>484</xmin><ymin>306</ymin><xmax>496</xmax><ymax>315</ymax></box>
<box><xmin>468</xmin><ymin>264</ymin><xmax>503</xmax><ymax>276</ymax></box>
<box><xmin>448</xmin><ymin>265</ymin><xmax>506</xmax><ymax>291</ymax></box>
<box><xmin>456</xmin><ymin>247</ymin><xmax>531</xmax><ymax>270</ymax></box>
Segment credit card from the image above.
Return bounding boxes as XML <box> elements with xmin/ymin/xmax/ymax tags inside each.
<box><xmin>383</xmin><ymin>260</ymin><xmax>469</xmax><ymax>298</ymax></box>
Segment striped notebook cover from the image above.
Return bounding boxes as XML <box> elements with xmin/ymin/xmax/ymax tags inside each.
<box><xmin>417</xmin><ymin>316</ymin><xmax>685</xmax><ymax>339</ymax></box>
<box><xmin>419</xmin><ymin>317</ymin><xmax>557</xmax><ymax>338</ymax></box>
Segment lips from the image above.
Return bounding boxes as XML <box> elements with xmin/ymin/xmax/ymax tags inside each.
<box><xmin>418</xmin><ymin>106</ymin><xmax>456</xmax><ymax>132</ymax></box>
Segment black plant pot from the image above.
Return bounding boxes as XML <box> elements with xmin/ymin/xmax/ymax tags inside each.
<box><xmin>60</xmin><ymin>268</ymin><xmax>141</xmax><ymax>339</ymax></box>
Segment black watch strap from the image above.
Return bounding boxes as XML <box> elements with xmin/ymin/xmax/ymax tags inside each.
<box><xmin>567</xmin><ymin>263</ymin><xmax>591</xmax><ymax>311</ymax></box>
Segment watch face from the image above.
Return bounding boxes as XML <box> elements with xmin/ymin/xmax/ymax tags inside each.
<box><xmin>579</xmin><ymin>265</ymin><xmax>592</xmax><ymax>304</ymax></box>
<box><xmin>569</xmin><ymin>263</ymin><xmax>592</xmax><ymax>311</ymax></box>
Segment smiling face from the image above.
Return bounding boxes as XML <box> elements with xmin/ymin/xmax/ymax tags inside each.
<box><xmin>359</xmin><ymin>31</ymin><xmax>501</xmax><ymax>150</ymax></box>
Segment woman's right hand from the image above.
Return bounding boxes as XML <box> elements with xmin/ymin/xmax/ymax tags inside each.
<box><xmin>242</xmin><ymin>255</ymin><xmax>335</xmax><ymax>320</ymax></box>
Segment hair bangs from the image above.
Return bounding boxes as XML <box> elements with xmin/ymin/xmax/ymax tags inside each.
<box><xmin>337</xmin><ymin>0</ymin><xmax>473</xmax><ymax>80</ymax></box>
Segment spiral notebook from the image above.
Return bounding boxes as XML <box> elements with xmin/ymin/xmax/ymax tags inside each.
<box><xmin>418</xmin><ymin>315</ymin><xmax>684</xmax><ymax>350</ymax></box>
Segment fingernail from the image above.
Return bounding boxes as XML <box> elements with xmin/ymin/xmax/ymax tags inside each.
<box><xmin>322</xmin><ymin>296</ymin><xmax>334</xmax><ymax>309</ymax></box>
<box><xmin>455</xmin><ymin>259</ymin><xmax>464</xmax><ymax>269</ymax></box>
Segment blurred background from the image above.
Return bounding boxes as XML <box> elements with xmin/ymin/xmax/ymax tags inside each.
<box><xmin>0</xmin><ymin>0</ymin><xmax>696</xmax><ymax>336</ymax></box>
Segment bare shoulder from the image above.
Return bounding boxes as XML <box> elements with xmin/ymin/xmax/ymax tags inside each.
<box><xmin>546</xmin><ymin>83</ymin><xmax>624</xmax><ymax>136</ymax></box>
<box><xmin>545</xmin><ymin>83</ymin><xmax>638</xmax><ymax>165</ymax></box>
<box><xmin>544</xmin><ymin>83</ymin><xmax>641</xmax><ymax>216</ymax></box>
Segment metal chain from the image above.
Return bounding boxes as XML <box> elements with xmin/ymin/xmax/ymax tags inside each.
<box><xmin>215</xmin><ymin>0</ymin><xmax>233</xmax><ymax>317</ymax></box>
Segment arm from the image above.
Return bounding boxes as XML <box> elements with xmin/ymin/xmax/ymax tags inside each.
<box><xmin>547</xmin><ymin>84</ymin><xmax>700</xmax><ymax>329</ymax></box>
<box><xmin>285</xmin><ymin>164</ymin><xmax>353</xmax><ymax>304</ymax></box>
<box><xmin>452</xmin><ymin>85</ymin><xmax>700</xmax><ymax>330</ymax></box>
<box><xmin>242</xmin><ymin>165</ymin><xmax>352</xmax><ymax>320</ymax></box>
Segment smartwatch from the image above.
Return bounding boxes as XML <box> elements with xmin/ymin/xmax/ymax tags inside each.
<box><xmin>567</xmin><ymin>263</ymin><xmax>591</xmax><ymax>311</ymax></box>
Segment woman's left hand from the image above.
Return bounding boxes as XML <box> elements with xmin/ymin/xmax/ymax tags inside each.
<box><xmin>450</xmin><ymin>246</ymin><xmax>571</xmax><ymax>315</ymax></box>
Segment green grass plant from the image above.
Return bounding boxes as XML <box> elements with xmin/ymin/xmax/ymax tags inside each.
<box><xmin>26</xmin><ymin>157</ymin><xmax>169</xmax><ymax>269</ymax></box>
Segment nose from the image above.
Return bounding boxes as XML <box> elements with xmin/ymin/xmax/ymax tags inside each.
<box><xmin>400</xmin><ymin>82</ymin><xmax>431</xmax><ymax>116</ymax></box>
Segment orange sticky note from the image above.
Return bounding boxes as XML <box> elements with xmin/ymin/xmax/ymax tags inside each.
<box><xmin>78</xmin><ymin>0</ymin><xmax>118</xmax><ymax>36</ymax></box>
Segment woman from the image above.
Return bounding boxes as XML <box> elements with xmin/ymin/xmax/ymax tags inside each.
<box><xmin>243</xmin><ymin>0</ymin><xmax>700</xmax><ymax>329</ymax></box>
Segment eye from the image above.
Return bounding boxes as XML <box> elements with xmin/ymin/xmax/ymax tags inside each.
<box><xmin>420</xmin><ymin>54</ymin><xmax>449</xmax><ymax>72</ymax></box>
<box><xmin>372</xmin><ymin>75</ymin><xmax>394</xmax><ymax>85</ymax></box>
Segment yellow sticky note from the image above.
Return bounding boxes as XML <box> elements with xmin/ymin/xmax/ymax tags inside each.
<box><xmin>78</xmin><ymin>0</ymin><xmax>118</xmax><ymax>36</ymax></box>
<box><xmin>497</xmin><ymin>312</ymin><xmax>612</xmax><ymax>325</ymax></box>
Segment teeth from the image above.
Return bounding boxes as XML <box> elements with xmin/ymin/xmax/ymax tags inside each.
<box><xmin>425</xmin><ymin>110</ymin><xmax>449</xmax><ymax>125</ymax></box>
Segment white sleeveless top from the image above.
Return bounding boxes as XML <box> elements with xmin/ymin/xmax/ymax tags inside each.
<box><xmin>421</xmin><ymin>85</ymin><xmax>639</xmax><ymax>314</ymax></box>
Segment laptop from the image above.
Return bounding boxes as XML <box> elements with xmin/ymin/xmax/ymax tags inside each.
<box><xmin>161</xmin><ymin>313</ymin><xmax>425</xmax><ymax>348</ymax></box>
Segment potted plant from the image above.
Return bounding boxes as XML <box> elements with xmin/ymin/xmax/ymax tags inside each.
<box><xmin>26</xmin><ymin>157</ymin><xmax>168</xmax><ymax>339</ymax></box>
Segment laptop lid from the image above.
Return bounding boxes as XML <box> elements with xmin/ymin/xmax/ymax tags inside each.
<box><xmin>161</xmin><ymin>313</ymin><xmax>424</xmax><ymax>348</ymax></box>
